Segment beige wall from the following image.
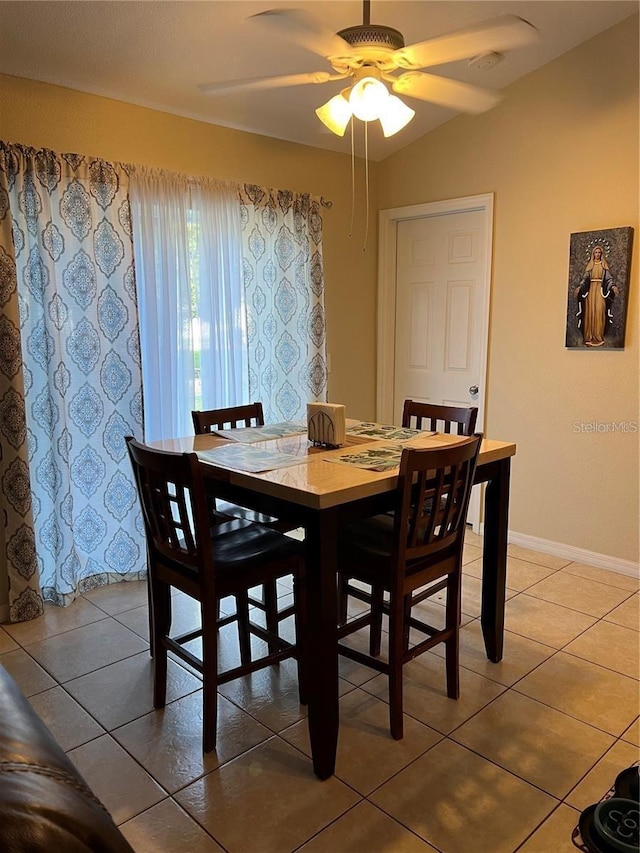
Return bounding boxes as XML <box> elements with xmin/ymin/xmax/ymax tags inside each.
<box><xmin>0</xmin><ymin>72</ymin><xmax>379</xmax><ymax>419</ymax></box>
<box><xmin>378</xmin><ymin>18</ymin><xmax>639</xmax><ymax>563</ymax></box>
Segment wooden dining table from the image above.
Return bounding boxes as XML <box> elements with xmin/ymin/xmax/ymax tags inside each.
<box><xmin>152</xmin><ymin>425</ymin><xmax>516</xmax><ymax>780</ymax></box>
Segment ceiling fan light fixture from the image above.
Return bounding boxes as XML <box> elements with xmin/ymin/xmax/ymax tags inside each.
<box><xmin>378</xmin><ymin>94</ymin><xmax>415</xmax><ymax>137</ymax></box>
<box><xmin>315</xmin><ymin>91</ymin><xmax>352</xmax><ymax>136</ymax></box>
<box><xmin>348</xmin><ymin>75</ymin><xmax>389</xmax><ymax>121</ymax></box>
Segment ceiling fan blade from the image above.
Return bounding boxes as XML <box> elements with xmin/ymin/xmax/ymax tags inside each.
<box><xmin>392</xmin><ymin>72</ymin><xmax>502</xmax><ymax>114</ymax></box>
<box><xmin>250</xmin><ymin>8</ymin><xmax>351</xmax><ymax>59</ymax></box>
<box><xmin>199</xmin><ymin>71</ymin><xmax>335</xmax><ymax>96</ymax></box>
<box><xmin>395</xmin><ymin>15</ymin><xmax>539</xmax><ymax>70</ymax></box>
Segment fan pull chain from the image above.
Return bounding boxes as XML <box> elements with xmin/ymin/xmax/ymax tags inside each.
<box><xmin>349</xmin><ymin>115</ymin><xmax>355</xmax><ymax>239</ymax></box>
<box><xmin>363</xmin><ymin>121</ymin><xmax>369</xmax><ymax>253</ymax></box>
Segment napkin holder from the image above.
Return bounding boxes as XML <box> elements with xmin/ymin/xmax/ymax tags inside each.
<box><xmin>307</xmin><ymin>403</ymin><xmax>346</xmax><ymax>448</ymax></box>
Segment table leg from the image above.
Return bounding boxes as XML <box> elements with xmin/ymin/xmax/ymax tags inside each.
<box><xmin>303</xmin><ymin>508</ymin><xmax>339</xmax><ymax>780</ymax></box>
<box><xmin>481</xmin><ymin>457</ymin><xmax>511</xmax><ymax>663</ymax></box>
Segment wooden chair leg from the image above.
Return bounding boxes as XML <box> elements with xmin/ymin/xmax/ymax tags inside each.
<box><xmin>151</xmin><ymin>579</ymin><xmax>170</xmax><ymax>709</ymax></box>
<box><xmin>146</xmin><ymin>549</ymin><xmax>172</xmax><ymax>657</ymax></box>
<box><xmin>235</xmin><ymin>590</ymin><xmax>251</xmax><ymax>666</ymax></box>
<box><xmin>445</xmin><ymin>636</ymin><xmax>460</xmax><ymax>700</ymax></box>
<box><xmin>201</xmin><ymin>600</ymin><xmax>219</xmax><ymax>753</ymax></box>
<box><xmin>293</xmin><ymin>566</ymin><xmax>308</xmax><ymax>706</ymax></box>
<box><xmin>388</xmin><ymin>598</ymin><xmax>405</xmax><ymax>740</ymax></box>
<box><xmin>445</xmin><ymin>571</ymin><xmax>461</xmax><ymax>700</ymax></box>
<box><xmin>263</xmin><ymin>579</ymin><xmax>279</xmax><ymax>654</ymax></box>
<box><xmin>369</xmin><ymin>584</ymin><xmax>385</xmax><ymax>657</ymax></box>
<box><xmin>402</xmin><ymin>594</ymin><xmax>412</xmax><ymax>649</ymax></box>
<box><xmin>146</xmin><ymin>554</ymin><xmax>154</xmax><ymax>659</ymax></box>
<box><xmin>337</xmin><ymin>574</ymin><xmax>349</xmax><ymax>625</ymax></box>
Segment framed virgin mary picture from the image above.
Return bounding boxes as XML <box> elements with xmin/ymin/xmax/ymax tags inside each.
<box><xmin>565</xmin><ymin>227</ymin><xmax>633</xmax><ymax>349</ymax></box>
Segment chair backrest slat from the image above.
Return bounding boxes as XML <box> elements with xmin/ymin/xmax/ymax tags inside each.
<box><xmin>402</xmin><ymin>400</ymin><xmax>478</xmax><ymax>436</ymax></box>
<box><xmin>126</xmin><ymin>437</ymin><xmax>213</xmax><ymax>583</ymax></box>
<box><xmin>396</xmin><ymin>435</ymin><xmax>482</xmax><ymax>568</ymax></box>
<box><xmin>192</xmin><ymin>403</ymin><xmax>265</xmax><ymax>435</ymax></box>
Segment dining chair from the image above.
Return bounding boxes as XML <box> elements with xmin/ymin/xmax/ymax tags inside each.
<box><xmin>402</xmin><ymin>400</ymin><xmax>478</xmax><ymax>435</ymax></box>
<box><xmin>192</xmin><ymin>403</ymin><xmax>299</xmax><ymax>646</ymax></box>
<box><xmin>336</xmin><ymin>435</ymin><xmax>482</xmax><ymax>739</ymax></box>
<box><xmin>126</xmin><ymin>437</ymin><xmax>307</xmax><ymax>752</ymax></box>
<box><xmin>338</xmin><ymin>401</ymin><xmax>479</xmax><ymax>632</ymax></box>
<box><xmin>192</xmin><ymin>403</ymin><xmax>295</xmax><ymax>530</ymax></box>
<box><xmin>192</xmin><ymin>402</ymin><xmax>266</xmax><ymax>435</ymax></box>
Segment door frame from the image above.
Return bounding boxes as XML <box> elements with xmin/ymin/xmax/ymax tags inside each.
<box><xmin>377</xmin><ymin>193</ymin><xmax>494</xmax><ymax>531</ymax></box>
<box><xmin>377</xmin><ymin>192</ymin><xmax>494</xmax><ymax>424</ymax></box>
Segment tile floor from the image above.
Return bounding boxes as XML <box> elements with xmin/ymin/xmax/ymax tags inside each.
<box><xmin>1</xmin><ymin>533</ymin><xmax>638</xmax><ymax>853</ymax></box>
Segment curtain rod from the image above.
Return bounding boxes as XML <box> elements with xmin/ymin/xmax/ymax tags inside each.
<box><xmin>0</xmin><ymin>142</ymin><xmax>335</xmax><ymax>211</ymax></box>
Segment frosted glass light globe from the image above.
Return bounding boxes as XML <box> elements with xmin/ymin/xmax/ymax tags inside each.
<box><xmin>349</xmin><ymin>77</ymin><xmax>389</xmax><ymax>121</ymax></box>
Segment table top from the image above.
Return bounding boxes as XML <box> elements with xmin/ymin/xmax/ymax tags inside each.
<box><xmin>151</xmin><ymin>427</ymin><xmax>516</xmax><ymax>511</ymax></box>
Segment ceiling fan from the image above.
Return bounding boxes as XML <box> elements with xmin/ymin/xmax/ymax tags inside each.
<box><xmin>199</xmin><ymin>1</ymin><xmax>539</xmax><ymax>138</ymax></box>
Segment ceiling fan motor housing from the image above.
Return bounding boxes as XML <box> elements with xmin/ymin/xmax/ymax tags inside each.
<box><xmin>331</xmin><ymin>24</ymin><xmax>406</xmax><ymax>72</ymax></box>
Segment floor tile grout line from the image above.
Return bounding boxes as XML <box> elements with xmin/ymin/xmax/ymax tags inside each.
<box><xmin>519</xmin><ymin>581</ymin><xmax>639</xmax><ymax>620</ymax></box>
<box><xmin>112</xmin><ymin>792</ymin><xmax>173</xmax><ymax>829</ymax></box>
<box><xmin>79</xmin><ymin>590</ymin><xmax>151</xmax><ymax>619</ymax></box>
<box><xmin>293</xmin><ymin>799</ymin><xmax>440</xmax><ymax>853</ymax></box>
<box><xmin>507</xmin><ymin>678</ymin><xmax>634</xmax><ymax>740</ymax></box>
<box><xmin>506</xmin><ymin>552</ymin><xmax>573</xmax><ymax>571</ymax></box>
<box><xmin>2</xmin><ymin>613</ymin><xmax>112</xmax><ymax>649</ymax></box>
<box><xmin>498</xmin><ymin>591</ymin><xmax>623</xmax><ymax>654</ymax></box>
<box><xmin>47</xmin><ymin>679</ymin><xmax>111</xmax><ymax>747</ymax></box>
<box><xmin>363</xmin><ymin>746</ymin><xmax>552</xmax><ymax>853</ymax></box>
<box><xmin>289</xmin><ymin>801</ymin><xmax>363</xmax><ymax>853</ymax></box>
<box><xmin>559</xmin><ymin>646</ymin><xmax>640</xmax><ymax>682</ymax></box>
<box><xmin>170</xmin><ymin>796</ymin><xmax>235</xmax><ymax>853</ymax></box>
<box><xmin>512</xmin><ymin>800</ymin><xmax>580</xmax><ymax>853</ymax></box>
<box><xmin>15</xmin><ymin>615</ymin><xmax>148</xmax><ymax>654</ymax></box>
<box><xmin>62</xmin><ymin>726</ymin><xmax>174</xmax><ymax>827</ymax></box>
<box><xmin>107</xmin><ymin>722</ymin><xmax>221</xmax><ymax>804</ymax></box>
<box><xmin>62</xmin><ymin>676</ymin><xmax>203</xmax><ymax>743</ymax></box>
<box><xmin>33</xmin><ymin>644</ymin><xmax>152</xmax><ymax>690</ymax></box>
<box><xmin>560</xmin><ymin>736</ymin><xmax>640</xmax><ymax>811</ymax></box>
<box><xmin>503</xmin><ymin>587</ymin><xmax>611</xmax><ymax>623</ymax></box>
<box><xmin>360</xmin><ymin>732</ymin><xmax>448</xmax><ymax>801</ymax></box>
<box><xmin>441</xmin><ymin>733</ymin><xmax>568</xmax><ymax>803</ymax></box>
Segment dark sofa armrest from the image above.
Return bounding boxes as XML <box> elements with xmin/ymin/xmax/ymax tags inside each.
<box><xmin>0</xmin><ymin>663</ymin><xmax>134</xmax><ymax>852</ymax></box>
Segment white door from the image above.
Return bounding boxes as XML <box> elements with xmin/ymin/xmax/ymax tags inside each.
<box><xmin>379</xmin><ymin>199</ymin><xmax>492</xmax><ymax>531</ymax></box>
<box><xmin>393</xmin><ymin>210</ymin><xmax>487</xmax><ymax>419</ymax></box>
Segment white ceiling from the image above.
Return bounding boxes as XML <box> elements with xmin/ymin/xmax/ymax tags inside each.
<box><xmin>1</xmin><ymin>1</ymin><xmax>637</xmax><ymax>161</ymax></box>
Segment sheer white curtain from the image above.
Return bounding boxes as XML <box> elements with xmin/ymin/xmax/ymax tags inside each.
<box><xmin>129</xmin><ymin>170</ymin><xmax>247</xmax><ymax>441</ymax></box>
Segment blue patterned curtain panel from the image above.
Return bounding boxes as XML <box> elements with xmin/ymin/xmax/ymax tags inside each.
<box><xmin>239</xmin><ymin>186</ymin><xmax>328</xmax><ymax>422</ymax></box>
<box><xmin>0</xmin><ymin>147</ymin><xmax>44</xmax><ymax>622</ymax></box>
<box><xmin>0</xmin><ymin>143</ymin><xmax>145</xmax><ymax>612</ymax></box>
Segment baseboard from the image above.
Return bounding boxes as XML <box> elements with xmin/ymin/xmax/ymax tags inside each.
<box><xmin>478</xmin><ymin>526</ymin><xmax>639</xmax><ymax>579</ymax></box>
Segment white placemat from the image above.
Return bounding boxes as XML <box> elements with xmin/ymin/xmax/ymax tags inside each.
<box><xmin>213</xmin><ymin>421</ymin><xmax>307</xmax><ymax>443</ymax></box>
<box><xmin>346</xmin><ymin>422</ymin><xmax>433</xmax><ymax>442</ymax></box>
<box><xmin>197</xmin><ymin>443</ymin><xmax>307</xmax><ymax>473</ymax></box>
<box><xmin>325</xmin><ymin>444</ymin><xmax>404</xmax><ymax>472</ymax></box>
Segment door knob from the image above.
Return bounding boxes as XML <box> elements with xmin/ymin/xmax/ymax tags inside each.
<box><xmin>469</xmin><ymin>385</ymin><xmax>479</xmax><ymax>395</ymax></box>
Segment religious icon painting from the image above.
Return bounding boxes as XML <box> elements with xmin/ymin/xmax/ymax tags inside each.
<box><xmin>565</xmin><ymin>227</ymin><xmax>634</xmax><ymax>349</ymax></box>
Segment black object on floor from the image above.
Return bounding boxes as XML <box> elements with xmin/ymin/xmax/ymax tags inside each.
<box><xmin>573</xmin><ymin>765</ymin><xmax>640</xmax><ymax>853</ymax></box>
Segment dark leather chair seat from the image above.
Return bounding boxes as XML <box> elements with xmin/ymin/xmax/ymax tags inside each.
<box><xmin>0</xmin><ymin>663</ymin><xmax>133</xmax><ymax>852</ymax></box>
